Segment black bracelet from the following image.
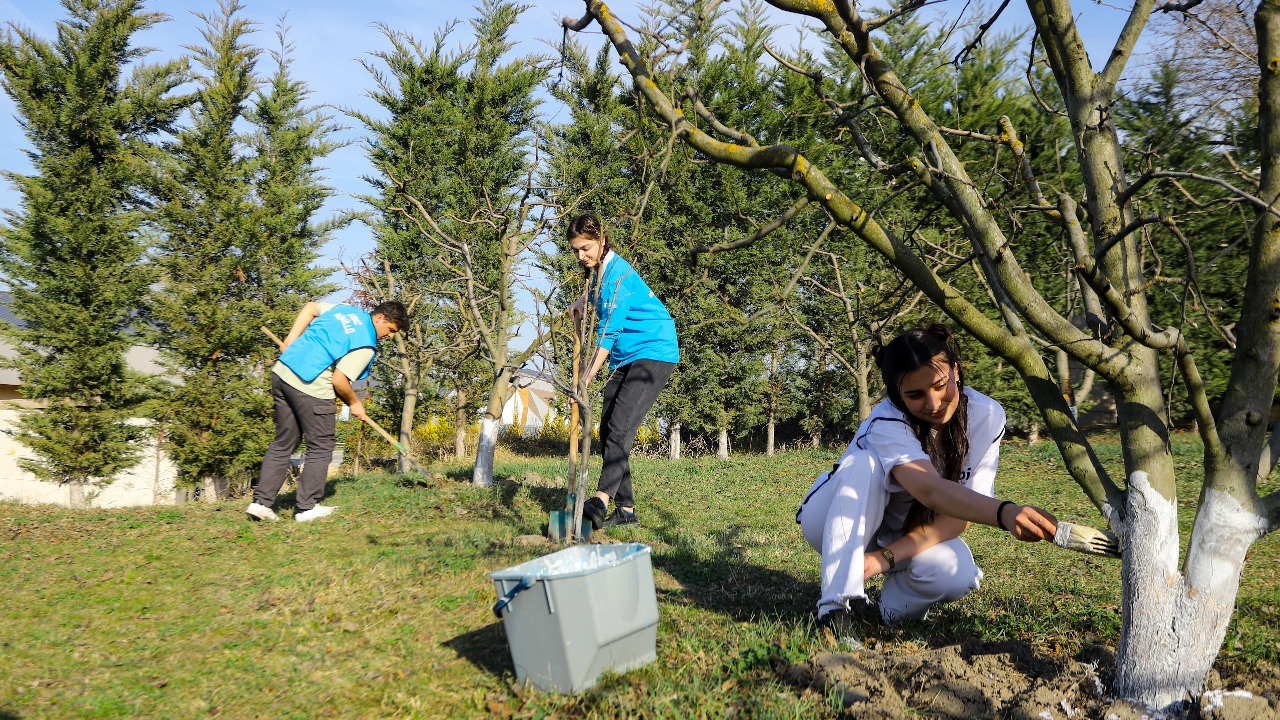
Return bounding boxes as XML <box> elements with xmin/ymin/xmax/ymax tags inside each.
<box><xmin>995</xmin><ymin>500</ymin><xmax>1015</xmax><ymax>531</ymax></box>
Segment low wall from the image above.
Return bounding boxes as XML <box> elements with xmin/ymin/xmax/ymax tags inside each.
<box><xmin>0</xmin><ymin>410</ymin><xmax>178</xmax><ymax>508</ymax></box>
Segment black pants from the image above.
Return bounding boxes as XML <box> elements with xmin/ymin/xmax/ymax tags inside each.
<box><xmin>597</xmin><ymin>359</ymin><xmax>676</xmax><ymax>508</ymax></box>
<box><xmin>254</xmin><ymin>374</ymin><xmax>336</xmax><ymax>512</ymax></box>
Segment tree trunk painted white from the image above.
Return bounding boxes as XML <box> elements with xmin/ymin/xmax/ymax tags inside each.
<box><xmin>810</xmin><ymin>428</ymin><xmax>821</xmax><ymax>449</ymax></box>
<box><xmin>717</xmin><ymin>427</ymin><xmax>729</xmax><ymax>459</ymax></box>
<box><xmin>152</xmin><ymin>429</ymin><xmax>168</xmax><ymax>505</ymax></box>
<box><xmin>473</xmin><ymin>374</ymin><xmax>514</xmax><ymax>487</ymax></box>
<box><xmin>472</xmin><ymin>417</ymin><xmax>499</xmax><ymax>486</ymax></box>
<box><xmin>201</xmin><ymin>474</ymin><xmax>224</xmax><ymax>502</ymax></box>
<box><xmin>1027</xmin><ymin>425</ymin><xmax>1040</xmax><ymax>444</ymax></box>
<box><xmin>668</xmin><ymin>421</ymin><xmax>681</xmax><ymax>460</ymax></box>
<box><xmin>1114</xmin><ymin>472</ymin><xmax>1264</xmax><ymax>709</ymax></box>
<box><xmin>68</xmin><ymin>481</ymin><xmax>86</xmax><ymax>508</ymax></box>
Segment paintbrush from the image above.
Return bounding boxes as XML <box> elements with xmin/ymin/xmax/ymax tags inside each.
<box><xmin>1054</xmin><ymin>522</ymin><xmax>1121</xmax><ymax>559</ymax></box>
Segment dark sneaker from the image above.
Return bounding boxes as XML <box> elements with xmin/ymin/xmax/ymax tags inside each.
<box><xmin>604</xmin><ymin>507</ymin><xmax>639</xmax><ymax>527</ymax></box>
<box><xmin>582</xmin><ymin>496</ymin><xmax>608</xmax><ymax>530</ymax></box>
<box><xmin>817</xmin><ymin>609</ymin><xmax>864</xmax><ymax>651</ymax></box>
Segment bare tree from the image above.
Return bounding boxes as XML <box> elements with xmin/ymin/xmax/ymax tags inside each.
<box><xmin>566</xmin><ymin>0</ymin><xmax>1280</xmax><ymax>709</ymax></box>
<box><xmin>393</xmin><ymin>188</ymin><xmax>564</xmax><ymax>486</ymax></box>
<box><xmin>345</xmin><ymin>257</ymin><xmax>469</xmax><ymax>472</ymax></box>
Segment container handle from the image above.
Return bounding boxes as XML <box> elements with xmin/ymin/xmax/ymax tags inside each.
<box><xmin>492</xmin><ymin>577</ymin><xmax>532</xmax><ymax>618</ymax></box>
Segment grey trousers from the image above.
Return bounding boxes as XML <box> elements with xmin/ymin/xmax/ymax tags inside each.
<box><xmin>254</xmin><ymin>374</ymin><xmax>336</xmax><ymax>512</ymax></box>
<box><xmin>597</xmin><ymin>359</ymin><xmax>676</xmax><ymax>508</ymax></box>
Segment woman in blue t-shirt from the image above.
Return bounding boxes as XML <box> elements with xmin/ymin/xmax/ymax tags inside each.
<box><xmin>566</xmin><ymin>214</ymin><xmax>680</xmax><ymax>529</ymax></box>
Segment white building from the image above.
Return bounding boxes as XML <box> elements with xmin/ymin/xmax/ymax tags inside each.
<box><xmin>501</xmin><ymin>373</ymin><xmax>560</xmax><ymax>435</ymax></box>
<box><xmin>0</xmin><ymin>295</ymin><xmax>180</xmax><ymax>507</ymax></box>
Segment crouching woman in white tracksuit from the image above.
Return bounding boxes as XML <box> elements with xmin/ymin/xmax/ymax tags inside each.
<box><xmin>796</xmin><ymin>324</ymin><xmax>1059</xmax><ymax>636</ymax></box>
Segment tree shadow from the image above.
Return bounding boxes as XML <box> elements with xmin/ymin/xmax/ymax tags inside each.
<box><xmin>0</xmin><ymin>708</ymin><xmax>21</xmax><ymax>719</ymax></box>
<box><xmin>442</xmin><ymin>621</ymin><xmax>514</xmax><ymax>679</ymax></box>
<box><xmin>633</xmin><ymin>504</ymin><xmax>817</xmax><ymax>624</ymax></box>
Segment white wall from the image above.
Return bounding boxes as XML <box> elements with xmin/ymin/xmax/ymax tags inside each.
<box><xmin>0</xmin><ymin>410</ymin><xmax>178</xmax><ymax>507</ymax></box>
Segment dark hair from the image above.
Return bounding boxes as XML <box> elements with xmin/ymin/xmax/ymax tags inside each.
<box><xmin>371</xmin><ymin>300</ymin><xmax>409</xmax><ymax>329</ymax></box>
<box><xmin>872</xmin><ymin>323</ymin><xmax>970</xmax><ymax>529</ymax></box>
<box><xmin>566</xmin><ymin>213</ymin><xmax>611</xmax><ymax>249</ymax></box>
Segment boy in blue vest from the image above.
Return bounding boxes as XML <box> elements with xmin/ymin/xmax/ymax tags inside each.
<box><xmin>247</xmin><ymin>300</ymin><xmax>408</xmax><ymax>522</ymax></box>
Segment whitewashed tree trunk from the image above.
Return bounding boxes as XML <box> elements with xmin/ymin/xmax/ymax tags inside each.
<box><xmin>668</xmin><ymin>421</ymin><xmax>681</xmax><ymax>460</ymax></box>
<box><xmin>473</xmin><ymin>373</ymin><xmax>515</xmax><ymax>487</ymax></box>
<box><xmin>472</xmin><ymin>417</ymin><xmax>500</xmax><ymax>486</ymax></box>
<box><xmin>1115</xmin><ymin>472</ymin><xmax>1264</xmax><ymax>708</ymax></box>
<box><xmin>717</xmin><ymin>428</ymin><xmax>729</xmax><ymax>459</ymax></box>
<box><xmin>68</xmin><ymin>481</ymin><xmax>86</xmax><ymax>508</ymax></box>
<box><xmin>1027</xmin><ymin>425</ymin><xmax>1040</xmax><ymax>444</ymax></box>
<box><xmin>201</xmin><ymin>474</ymin><xmax>224</xmax><ymax>502</ymax></box>
<box><xmin>152</xmin><ymin>430</ymin><xmax>168</xmax><ymax>505</ymax></box>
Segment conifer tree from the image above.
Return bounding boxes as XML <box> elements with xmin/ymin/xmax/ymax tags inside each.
<box><xmin>148</xmin><ymin>1</ymin><xmax>339</xmax><ymax>499</ymax></box>
<box><xmin>0</xmin><ymin>0</ymin><xmax>188</xmax><ymax>506</ymax></box>
<box><xmin>354</xmin><ymin>0</ymin><xmax>550</xmax><ymax>484</ymax></box>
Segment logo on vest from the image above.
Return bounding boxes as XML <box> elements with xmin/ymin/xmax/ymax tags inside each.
<box><xmin>334</xmin><ymin>312</ymin><xmax>365</xmax><ymax>335</ymax></box>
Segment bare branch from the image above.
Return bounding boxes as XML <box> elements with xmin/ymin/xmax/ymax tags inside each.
<box><xmin>953</xmin><ymin>0</ymin><xmax>1015</xmax><ymax>64</ymax></box>
<box><xmin>1118</xmin><ymin>170</ymin><xmax>1280</xmax><ymax>218</ymax></box>
<box><xmin>690</xmin><ymin>196</ymin><xmax>811</xmax><ymax>256</ymax></box>
<box><xmin>561</xmin><ymin>11</ymin><xmax>594</xmax><ymax>31</ymax></box>
<box><xmin>684</xmin><ymin>86</ymin><xmax>759</xmax><ymax>147</ymax></box>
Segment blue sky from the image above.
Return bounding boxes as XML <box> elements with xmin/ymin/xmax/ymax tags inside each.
<box><xmin>0</xmin><ymin>0</ymin><xmax>1141</xmax><ymax>300</ymax></box>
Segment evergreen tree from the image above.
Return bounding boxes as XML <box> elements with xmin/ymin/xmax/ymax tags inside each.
<box><xmin>148</xmin><ymin>1</ymin><xmax>339</xmax><ymax>499</ymax></box>
<box><xmin>0</xmin><ymin>0</ymin><xmax>188</xmax><ymax>506</ymax></box>
<box><xmin>353</xmin><ymin>0</ymin><xmax>550</xmax><ymax>483</ymax></box>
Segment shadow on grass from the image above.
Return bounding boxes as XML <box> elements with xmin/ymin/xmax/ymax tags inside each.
<box><xmin>443</xmin><ymin>621</ymin><xmax>514</xmax><ymax>679</ymax></box>
<box><xmin>0</xmin><ymin>709</ymin><xmax>20</xmax><ymax>719</ymax></box>
<box><xmin>265</xmin><ymin>478</ymin><xmax>343</xmax><ymax>511</ymax></box>
<box><xmin>637</xmin><ymin>504</ymin><xmax>817</xmax><ymax>624</ymax></box>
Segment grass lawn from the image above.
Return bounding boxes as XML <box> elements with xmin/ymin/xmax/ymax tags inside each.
<box><xmin>1</xmin><ymin>434</ymin><xmax>1277</xmax><ymax>718</ymax></box>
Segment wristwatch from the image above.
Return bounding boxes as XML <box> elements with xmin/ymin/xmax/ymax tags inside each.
<box><xmin>880</xmin><ymin>547</ymin><xmax>896</xmax><ymax>569</ymax></box>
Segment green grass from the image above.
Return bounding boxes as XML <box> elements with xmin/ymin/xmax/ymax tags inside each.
<box><xmin>0</xmin><ymin>435</ymin><xmax>1277</xmax><ymax>719</ymax></box>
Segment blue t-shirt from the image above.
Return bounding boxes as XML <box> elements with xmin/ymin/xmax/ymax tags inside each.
<box><xmin>592</xmin><ymin>251</ymin><xmax>679</xmax><ymax>370</ymax></box>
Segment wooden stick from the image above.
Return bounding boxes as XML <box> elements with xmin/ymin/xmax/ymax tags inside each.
<box><xmin>566</xmin><ymin>326</ymin><xmax>581</xmax><ymax>504</ymax></box>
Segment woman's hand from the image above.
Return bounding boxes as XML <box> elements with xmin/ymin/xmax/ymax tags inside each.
<box><xmin>863</xmin><ymin>550</ymin><xmax>890</xmax><ymax>580</ymax></box>
<box><xmin>569</xmin><ymin>297</ymin><xmax>585</xmax><ymax>332</ymax></box>
<box><xmin>1001</xmin><ymin>503</ymin><xmax>1058</xmax><ymax>542</ymax></box>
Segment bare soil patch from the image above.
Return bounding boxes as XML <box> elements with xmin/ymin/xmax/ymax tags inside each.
<box><xmin>781</xmin><ymin>640</ymin><xmax>1280</xmax><ymax>719</ymax></box>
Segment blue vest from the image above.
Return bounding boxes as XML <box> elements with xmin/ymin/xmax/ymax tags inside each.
<box><xmin>279</xmin><ymin>305</ymin><xmax>378</xmax><ymax>382</ymax></box>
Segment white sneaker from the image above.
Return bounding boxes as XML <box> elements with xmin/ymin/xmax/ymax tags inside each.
<box><xmin>295</xmin><ymin>504</ymin><xmax>337</xmax><ymax>522</ymax></box>
<box><xmin>246</xmin><ymin>502</ymin><xmax>279</xmax><ymax>522</ymax></box>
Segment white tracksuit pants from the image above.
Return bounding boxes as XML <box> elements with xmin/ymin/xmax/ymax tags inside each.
<box><xmin>797</xmin><ymin>450</ymin><xmax>982</xmax><ymax>625</ymax></box>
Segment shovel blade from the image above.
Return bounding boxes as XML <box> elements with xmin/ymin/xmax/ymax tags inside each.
<box><xmin>547</xmin><ymin>509</ymin><xmax>591</xmax><ymax>543</ymax></box>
